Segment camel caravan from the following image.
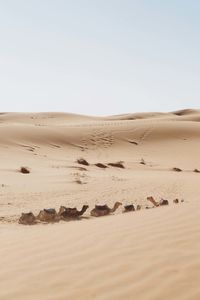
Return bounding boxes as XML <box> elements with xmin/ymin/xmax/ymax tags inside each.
<box><xmin>18</xmin><ymin>197</ymin><xmax>183</xmax><ymax>225</ymax></box>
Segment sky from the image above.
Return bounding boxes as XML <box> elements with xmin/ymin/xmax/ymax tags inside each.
<box><xmin>0</xmin><ymin>0</ymin><xmax>200</xmax><ymax>116</ymax></box>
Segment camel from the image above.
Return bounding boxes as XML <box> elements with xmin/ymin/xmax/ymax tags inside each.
<box><xmin>19</xmin><ymin>212</ymin><xmax>36</xmax><ymax>225</ymax></box>
<box><xmin>124</xmin><ymin>205</ymin><xmax>135</xmax><ymax>212</ymax></box>
<box><xmin>37</xmin><ymin>208</ymin><xmax>58</xmax><ymax>222</ymax></box>
<box><xmin>147</xmin><ymin>196</ymin><xmax>169</xmax><ymax>207</ymax></box>
<box><xmin>136</xmin><ymin>205</ymin><xmax>141</xmax><ymax>210</ymax></box>
<box><xmin>59</xmin><ymin>205</ymin><xmax>89</xmax><ymax>219</ymax></box>
<box><xmin>147</xmin><ymin>196</ymin><xmax>159</xmax><ymax>207</ymax></box>
<box><xmin>90</xmin><ymin>202</ymin><xmax>122</xmax><ymax>217</ymax></box>
<box><xmin>159</xmin><ymin>198</ymin><xmax>169</xmax><ymax>206</ymax></box>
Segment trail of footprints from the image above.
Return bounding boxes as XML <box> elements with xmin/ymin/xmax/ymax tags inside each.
<box><xmin>79</xmin><ymin>122</ymin><xmax>156</xmax><ymax>152</ymax></box>
<box><xmin>81</xmin><ymin>130</ymin><xmax>114</xmax><ymax>152</ymax></box>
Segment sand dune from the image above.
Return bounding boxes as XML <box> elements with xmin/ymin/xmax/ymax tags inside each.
<box><xmin>1</xmin><ymin>110</ymin><xmax>200</xmax><ymax>299</ymax></box>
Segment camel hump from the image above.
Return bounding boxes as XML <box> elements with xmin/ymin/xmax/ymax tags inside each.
<box><xmin>67</xmin><ymin>207</ymin><xmax>77</xmax><ymax>211</ymax></box>
<box><xmin>44</xmin><ymin>208</ymin><xmax>56</xmax><ymax>214</ymax></box>
<box><xmin>95</xmin><ymin>205</ymin><xmax>109</xmax><ymax>210</ymax></box>
<box><xmin>25</xmin><ymin>212</ymin><xmax>34</xmax><ymax>217</ymax></box>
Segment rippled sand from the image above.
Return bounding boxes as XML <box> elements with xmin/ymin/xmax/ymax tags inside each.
<box><xmin>0</xmin><ymin>109</ymin><xmax>200</xmax><ymax>299</ymax></box>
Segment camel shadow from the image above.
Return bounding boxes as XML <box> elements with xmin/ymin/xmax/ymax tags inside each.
<box><xmin>60</xmin><ymin>216</ymin><xmax>90</xmax><ymax>222</ymax></box>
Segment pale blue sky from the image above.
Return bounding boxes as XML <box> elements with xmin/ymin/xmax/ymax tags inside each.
<box><xmin>0</xmin><ymin>0</ymin><xmax>199</xmax><ymax>115</ymax></box>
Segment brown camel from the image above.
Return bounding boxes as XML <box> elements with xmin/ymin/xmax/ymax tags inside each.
<box><xmin>90</xmin><ymin>202</ymin><xmax>122</xmax><ymax>217</ymax></box>
<box><xmin>147</xmin><ymin>196</ymin><xmax>159</xmax><ymax>207</ymax></box>
<box><xmin>60</xmin><ymin>205</ymin><xmax>89</xmax><ymax>219</ymax></box>
<box><xmin>19</xmin><ymin>212</ymin><xmax>36</xmax><ymax>225</ymax></box>
<box><xmin>37</xmin><ymin>208</ymin><xmax>58</xmax><ymax>222</ymax></box>
<box><xmin>124</xmin><ymin>205</ymin><xmax>135</xmax><ymax>212</ymax></box>
<box><xmin>159</xmin><ymin>198</ymin><xmax>169</xmax><ymax>206</ymax></box>
<box><xmin>147</xmin><ymin>196</ymin><xmax>169</xmax><ymax>207</ymax></box>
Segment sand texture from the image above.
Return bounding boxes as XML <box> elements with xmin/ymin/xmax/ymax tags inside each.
<box><xmin>0</xmin><ymin>109</ymin><xmax>200</xmax><ymax>299</ymax></box>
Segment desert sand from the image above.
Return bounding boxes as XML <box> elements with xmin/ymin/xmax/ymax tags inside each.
<box><xmin>1</xmin><ymin>109</ymin><xmax>200</xmax><ymax>300</ymax></box>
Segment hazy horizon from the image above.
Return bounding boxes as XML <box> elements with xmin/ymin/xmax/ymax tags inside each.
<box><xmin>1</xmin><ymin>1</ymin><xmax>200</xmax><ymax>115</ymax></box>
<box><xmin>0</xmin><ymin>107</ymin><xmax>199</xmax><ymax>118</ymax></box>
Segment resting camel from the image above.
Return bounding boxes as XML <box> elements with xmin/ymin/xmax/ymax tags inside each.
<box><xmin>124</xmin><ymin>205</ymin><xmax>135</xmax><ymax>212</ymax></box>
<box><xmin>90</xmin><ymin>202</ymin><xmax>122</xmax><ymax>217</ymax></box>
<box><xmin>159</xmin><ymin>198</ymin><xmax>169</xmax><ymax>206</ymax></box>
<box><xmin>147</xmin><ymin>196</ymin><xmax>169</xmax><ymax>207</ymax></box>
<box><xmin>37</xmin><ymin>208</ymin><xmax>58</xmax><ymax>222</ymax></box>
<box><xmin>59</xmin><ymin>205</ymin><xmax>89</xmax><ymax>219</ymax></box>
<box><xmin>19</xmin><ymin>212</ymin><xmax>36</xmax><ymax>225</ymax></box>
<box><xmin>147</xmin><ymin>196</ymin><xmax>159</xmax><ymax>207</ymax></box>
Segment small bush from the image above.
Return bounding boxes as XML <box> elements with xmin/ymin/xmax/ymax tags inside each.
<box><xmin>95</xmin><ymin>163</ymin><xmax>108</xmax><ymax>169</ymax></box>
<box><xmin>75</xmin><ymin>179</ymin><xmax>83</xmax><ymax>184</ymax></box>
<box><xmin>173</xmin><ymin>199</ymin><xmax>179</xmax><ymax>204</ymax></box>
<box><xmin>20</xmin><ymin>167</ymin><xmax>30</xmax><ymax>174</ymax></box>
<box><xmin>129</xmin><ymin>141</ymin><xmax>138</xmax><ymax>145</ymax></box>
<box><xmin>172</xmin><ymin>167</ymin><xmax>182</xmax><ymax>172</ymax></box>
<box><xmin>108</xmin><ymin>161</ymin><xmax>125</xmax><ymax>169</ymax></box>
<box><xmin>140</xmin><ymin>158</ymin><xmax>146</xmax><ymax>165</ymax></box>
<box><xmin>77</xmin><ymin>158</ymin><xmax>89</xmax><ymax>166</ymax></box>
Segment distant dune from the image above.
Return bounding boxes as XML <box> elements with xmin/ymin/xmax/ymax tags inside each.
<box><xmin>0</xmin><ymin>109</ymin><xmax>200</xmax><ymax>300</ymax></box>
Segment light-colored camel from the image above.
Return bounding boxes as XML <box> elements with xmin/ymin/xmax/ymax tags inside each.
<box><xmin>37</xmin><ymin>208</ymin><xmax>58</xmax><ymax>222</ymax></box>
<box><xmin>90</xmin><ymin>202</ymin><xmax>122</xmax><ymax>217</ymax></box>
<box><xmin>60</xmin><ymin>205</ymin><xmax>89</xmax><ymax>219</ymax></box>
<box><xmin>19</xmin><ymin>212</ymin><xmax>36</xmax><ymax>225</ymax></box>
